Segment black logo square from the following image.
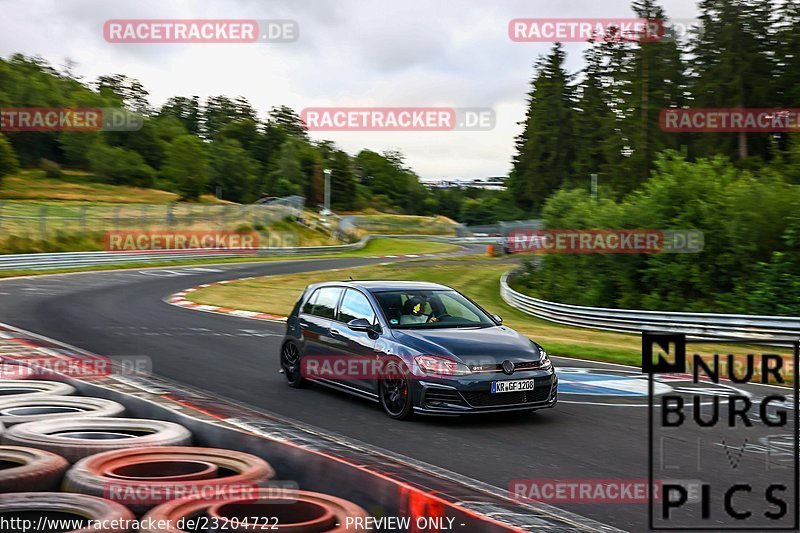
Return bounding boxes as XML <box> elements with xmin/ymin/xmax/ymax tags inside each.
<box><xmin>643</xmin><ymin>331</ymin><xmax>686</xmax><ymax>374</ymax></box>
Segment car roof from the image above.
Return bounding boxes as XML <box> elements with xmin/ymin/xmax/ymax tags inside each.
<box><xmin>311</xmin><ymin>280</ymin><xmax>452</xmax><ymax>292</ymax></box>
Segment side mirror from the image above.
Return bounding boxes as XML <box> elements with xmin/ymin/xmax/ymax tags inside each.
<box><xmin>491</xmin><ymin>314</ymin><xmax>503</xmax><ymax>325</ymax></box>
<box><xmin>347</xmin><ymin>318</ymin><xmax>373</xmax><ymax>332</ymax></box>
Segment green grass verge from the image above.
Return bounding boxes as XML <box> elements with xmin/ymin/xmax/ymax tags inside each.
<box><xmin>187</xmin><ymin>258</ymin><xmax>645</xmax><ymax>365</ymax></box>
<box><xmin>187</xmin><ymin>256</ymin><xmax>794</xmax><ymax>368</ymax></box>
<box><xmin>349</xmin><ymin>214</ymin><xmax>458</xmax><ymax>236</ymax></box>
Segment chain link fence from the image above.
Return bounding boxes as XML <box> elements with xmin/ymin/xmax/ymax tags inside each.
<box><xmin>0</xmin><ymin>196</ymin><xmax>305</xmax><ymax>241</ymax></box>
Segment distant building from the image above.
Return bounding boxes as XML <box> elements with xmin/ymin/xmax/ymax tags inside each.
<box><xmin>422</xmin><ymin>176</ymin><xmax>507</xmax><ymax>190</ymax></box>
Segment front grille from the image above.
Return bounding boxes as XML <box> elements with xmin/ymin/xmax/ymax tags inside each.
<box><xmin>513</xmin><ymin>361</ymin><xmax>542</xmax><ymax>371</ymax></box>
<box><xmin>469</xmin><ymin>360</ymin><xmax>543</xmax><ymax>373</ymax></box>
<box><xmin>424</xmin><ymin>388</ymin><xmax>468</xmax><ymax>408</ymax></box>
<box><xmin>462</xmin><ymin>377</ymin><xmax>553</xmax><ymax>407</ymax></box>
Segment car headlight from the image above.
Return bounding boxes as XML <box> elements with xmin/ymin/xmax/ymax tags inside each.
<box><xmin>415</xmin><ymin>355</ymin><xmax>472</xmax><ymax>376</ymax></box>
<box><xmin>539</xmin><ymin>349</ymin><xmax>552</xmax><ymax>370</ymax></box>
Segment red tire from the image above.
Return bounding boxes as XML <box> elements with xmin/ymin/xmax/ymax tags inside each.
<box><xmin>0</xmin><ymin>492</ymin><xmax>134</xmax><ymax>532</ymax></box>
<box><xmin>2</xmin><ymin>417</ymin><xmax>192</xmax><ymax>462</ymax></box>
<box><xmin>65</xmin><ymin>446</ymin><xmax>276</xmax><ymax>513</ymax></box>
<box><xmin>141</xmin><ymin>489</ymin><xmax>371</xmax><ymax>532</ymax></box>
<box><xmin>0</xmin><ymin>445</ymin><xmax>70</xmax><ymax>492</ymax></box>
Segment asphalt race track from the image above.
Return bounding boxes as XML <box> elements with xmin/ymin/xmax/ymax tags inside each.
<box><xmin>0</xmin><ymin>254</ymin><xmax>795</xmax><ymax>531</ymax></box>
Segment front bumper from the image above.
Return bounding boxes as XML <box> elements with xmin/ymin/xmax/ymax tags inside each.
<box><xmin>412</xmin><ymin>371</ymin><xmax>558</xmax><ymax>415</ymax></box>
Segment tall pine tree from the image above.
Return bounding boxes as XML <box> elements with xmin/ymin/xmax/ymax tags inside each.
<box><xmin>621</xmin><ymin>0</ymin><xmax>688</xmax><ymax>186</ymax></box>
<box><xmin>572</xmin><ymin>40</ymin><xmax>626</xmax><ymax>194</ymax></box>
<box><xmin>509</xmin><ymin>43</ymin><xmax>576</xmax><ymax>212</ymax></box>
<box><xmin>690</xmin><ymin>0</ymin><xmax>776</xmax><ymax>161</ymax></box>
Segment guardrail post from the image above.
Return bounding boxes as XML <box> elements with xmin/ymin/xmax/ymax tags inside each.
<box><xmin>39</xmin><ymin>205</ymin><xmax>48</xmax><ymax>240</ymax></box>
<box><xmin>166</xmin><ymin>204</ymin><xmax>176</xmax><ymax>227</ymax></box>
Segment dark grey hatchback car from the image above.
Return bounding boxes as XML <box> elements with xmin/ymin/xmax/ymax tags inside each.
<box><xmin>280</xmin><ymin>281</ymin><xmax>557</xmax><ymax>419</ymax></box>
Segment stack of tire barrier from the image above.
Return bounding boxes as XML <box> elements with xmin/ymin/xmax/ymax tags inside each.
<box><xmin>0</xmin><ymin>379</ymin><xmax>370</xmax><ymax>532</ymax></box>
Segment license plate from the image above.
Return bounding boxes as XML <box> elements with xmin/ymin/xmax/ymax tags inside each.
<box><xmin>491</xmin><ymin>379</ymin><xmax>535</xmax><ymax>393</ymax></box>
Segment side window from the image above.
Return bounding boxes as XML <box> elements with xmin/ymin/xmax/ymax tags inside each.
<box><xmin>339</xmin><ymin>289</ymin><xmax>377</xmax><ymax>324</ymax></box>
<box><xmin>301</xmin><ymin>289</ymin><xmax>319</xmax><ymax>315</ymax></box>
<box><xmin>310</xmin><ymin>287</ymin><xmax>342</xmax><ymax>319</ymax></box>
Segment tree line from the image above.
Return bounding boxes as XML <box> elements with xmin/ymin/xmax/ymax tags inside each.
<box><xmin>510</xmin><ymin>0</ymin><xmax>800</xmax><ymax>315</ymax></box>
<box><xmin>0</xmin><ymin>54</ymin><xmax>516</xmax><ymax>223</ymax></box>
<box><xmin>509</xmin><ymin>0</ymin><xmax>800</xmax><ymax>210</ymax></box>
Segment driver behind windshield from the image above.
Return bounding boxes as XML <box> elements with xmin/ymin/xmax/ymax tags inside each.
<box><xmin>399</xmin><ymin>296</ymin><xmax>438</xmax><ymax>324</ymax></box>
<box><xmin>375</xmin><ymin>289</ymin><xmax>495</xmax><ymax>329</ymax></box>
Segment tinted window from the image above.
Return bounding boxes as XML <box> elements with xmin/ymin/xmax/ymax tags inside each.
<box><xmin>440</xmin><ymin>293</ymin><xmax>483</xmax><ymax>322</ymax></box>
<box><xmin>310</xmin><ymin>287</ymin><xmax>342</xmax><ymax>319</ymax></box>
<box><xmin>338</xmin><ymin>289</ymin><xmax>376</xmax><ymax>324</ymax></box>
<box><xmin>374</xmin><ymin>289</ymin><xmax>494</xmax><ymax>329</ymax></box>
<box><xmin>301</xmin><ymin>289</ymin><xmax>319</xmax><ymax>315</ymax></box>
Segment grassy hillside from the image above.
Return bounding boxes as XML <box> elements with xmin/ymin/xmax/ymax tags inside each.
<box><xmin>346</xmin><ymin>213</ymin><xmax>459</xmax><ymax>236</ymax></box>
<box><xmin>0</xmin><ymin>170</ymin><xmax>338</xmax><ymax>253</ymax></box>
<box><xmin>0</xmin><ymin>170</ymin><xmax>224</xmax><ymax>203</ymax></box>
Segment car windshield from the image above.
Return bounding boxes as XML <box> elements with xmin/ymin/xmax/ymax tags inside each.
<box><xmin>373</xmin><ymin>289</ymin><xmax>495</xmax><ymax>329</ymax></box>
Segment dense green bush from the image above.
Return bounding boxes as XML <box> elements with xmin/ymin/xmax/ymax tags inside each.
<box><xmin>40</xmin><ymin>158</ymin><xmax>63</xmax><ymax>179</ymax></box>
<box><xmin>88</xmin><ymin>143</ymin><xmax>156</xmax><ymax>187</ymax></box>
<box><xmin>518</xmin><ymin>153</ymin><xmax>800</xmax><ymax>315</ymax></box>
<box><xmin>0</xmin><ymin>133</ymin><xmax>19</xmax><ymax>181</ymax></box>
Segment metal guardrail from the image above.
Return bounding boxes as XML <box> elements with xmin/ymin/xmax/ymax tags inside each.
<box><xmin>500</xmin><ymin>271</ymin><xmax>800</xmax><ymax>341</ymax></box>
<box><xmin>0</xmin><ymin>240</ymin><xmax>369</xmax><ymax>271</ymax></box>
<box><xmin>0</xmin><ymin>234</ymin><xmax>493</xmax><ymax>271</ymax></box>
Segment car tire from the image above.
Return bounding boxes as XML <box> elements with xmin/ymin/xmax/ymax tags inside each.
<box><xmin>0</xmin><ymin>446</ymin><xmax>70</xmax><ymax>492</ymax></box>
<box><xmin>0</xmin><ymin>493</ymin><xmax>134</xmax><ymax>532</ymax></box>
<box><xmin>281</xmin><ymin>341</ymin><xmax>309</xmax><ymax>388</ymax></box>
<box><xmin>2</xmin><ymin>417</ymin><xmax>192</xmax><ymax>463</ymax></box>
<box><xmin>0</xmin><ymin>379</ymin><xmax>76</xmax><ymax>399</ymax></box>
<box><xmin>378</xmin><ymin>360</ymin><xmax>414</xmax><ymax>420</ymax></box>
<box><xmin>0</xmin><ymin>395</ymin><xmax>126</xmax><ymax>426</ymax></box>
<box><xmin>65</xmin><ymin>446</ymin><xmax>276</xmax><ymax>513</ymax></box>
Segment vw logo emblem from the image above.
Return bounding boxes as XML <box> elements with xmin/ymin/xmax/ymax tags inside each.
<box><xmin>502</xmin><ymin>360</ymin><xmax>515</xmax><ymax>375</ymax></box>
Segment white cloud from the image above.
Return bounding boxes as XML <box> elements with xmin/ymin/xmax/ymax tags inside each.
<box><xmin>0</xmin><ymin>0</ymin><xmax>700</xmax><ymax>179</ymax></box>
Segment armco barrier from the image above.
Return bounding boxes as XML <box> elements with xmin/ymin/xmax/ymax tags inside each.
<box><xmin>500</xmin><ymin>271</ymin><xmax>800</xmax><ymax>341</ymax></box>
<box><xmin>0</xmin><ymin>240</ymin><xmax>367</xmax><ymax>271</ymax></box>
<box><xmin>0</xmin><ymin>235</ymin><xmax>496</xmax><ymax>271</ymax></box>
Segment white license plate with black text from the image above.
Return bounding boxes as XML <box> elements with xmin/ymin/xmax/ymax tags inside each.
<box><xmin>491</xmin><ymin>379</ymin><xmax>535</xmax><ymax>393</ymax></box>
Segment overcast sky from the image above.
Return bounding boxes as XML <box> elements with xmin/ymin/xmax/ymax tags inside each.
<box><xmin>1</xmin><ymin>0</ymin><xmax>700</xmax><ymax>180</ymax></box>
